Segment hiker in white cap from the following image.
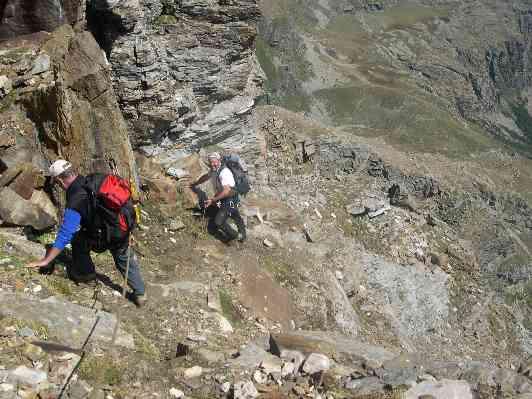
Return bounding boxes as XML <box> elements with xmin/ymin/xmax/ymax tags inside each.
<box><xmin>27</xmin><ymin>160</ymin><xmax>147</xmax><ymax>307</ymax></box>
<box><xmin>190</xmin><ymin>152</ymin><xmax>246</xmax><ymax>243</ymax></box>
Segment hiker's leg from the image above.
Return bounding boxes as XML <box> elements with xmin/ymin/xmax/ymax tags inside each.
<box><xmin>70</xmin><ymin>232</ymin><xmax>96</xmax><ymax>280</ymax></box>
<box><xmin>110</xmin><ymin>239</ymin><xmax>145</xmax><ymax>296</ymax></box>
<box><xmin>206</xmin><ymin>205</ymin><xmax>221</xmax><ymax>236</ymax></box>
<box><xmin>214</xmin><ymin>206</ymin><xmax>238</xmax><ymax>240</ymax></box>
<box><xmin>191</xmin><ymin>186</ymin><xmax>209</xmax><ymax>210</ymax></box>
<box><xmin>231</xmin><ymin>207</ymin><xmax>246</xmax><ymax>241</ymax></box>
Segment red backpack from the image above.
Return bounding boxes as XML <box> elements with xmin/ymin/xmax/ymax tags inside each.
<box><xmin>84</xmin><ymin>173</ymin><xmax>136</xmax><ymax>251</ymax></box>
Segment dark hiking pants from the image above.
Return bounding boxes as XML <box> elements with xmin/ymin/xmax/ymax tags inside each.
<box><xmin>193</xmin><ymin>187</ymin><xmax>245</xmax><ymax>241</ymax></box>
<box><xmin>71</xmin><ymin>231</ymin><xmax>145</xmax><ymax>295</ymax></box>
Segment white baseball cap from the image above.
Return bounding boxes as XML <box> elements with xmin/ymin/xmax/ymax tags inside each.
<box><xmin>207</xmin><ymin>152</ymin><xmax>221</xmax><ymax>161</ymax></box>
<box><xmin>48</xmin><ymin>159</ymin><xmax>72</xmax><ymax>177</ymax></box>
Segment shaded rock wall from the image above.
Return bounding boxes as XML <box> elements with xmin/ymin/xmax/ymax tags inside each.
<box><xmin>0</xmin><ymin>0</ymin><xmax>85</xmax><ymax>39</ymax></box>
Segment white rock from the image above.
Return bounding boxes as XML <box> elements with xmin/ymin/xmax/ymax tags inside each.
<box><xmin>207</xmin><ymin>292</ymin><xmax>222</xmax><ymax>312</ymax></box>
<box><xmin>184</xmin><ymin>366</ymin><xmax>203</xmax><ymax>379</ymax></box>
<box><xmin>281</xmin><ymin>362</ymin><xmax>295</xmax><ymax>377</ymax></box>
<box><xmin>335</xmin><ymin>270</ymin><xmax>344</xmax><ymax>280</ymax></box>
<box><xmin>253</xmin><ymin>369</ymin><xmax>267</xmax><ymax>384</ymax></box>
<box><xmin>0</xmin><ymin>75</ymin><xmax>12</xmax><ymax>96</ymax></box>
<box><xmin>405</xmin><ymin>379</ymin><xmax>473</xmax><ymax>399</ymax></box>
<box><xmin>233</xmin><ymin>380</ymin><xmax>258</xmax><ymax>399</ymax></box>
<box><xmin>169</xmin><ymin>387</ymin><xmax>184</xmax><ymax>398</ymax></box>
<box><xmin>8</xmin><ymin>366</ymin><xmax>47</xmax><ymax>387</ymax></box>
<box><xmin>220</xmin><ymin>382</ymin><xmax>231</xmax><ymax>393</ymax></box>
<box><xmin>280</xmin><ymin>350</ymin><xmax>305</xmax><ymax>372</ymax></box>
<box><xmin>166</xmin><ymin>167</ymin><xmax>189</xmax><ymax>179</ymax></box>
<box><xmin>0</xmin><ymin>383</ymin><xmax>14</xmax><ymax>392</ymax></box>
<box><xmin>213</xmin><ymin>313</ymin><xmax>234</xmax><ymax>333</ymax></box>
<box><xmin>302</xmin><ymin>353</ymin><xmax>331</xmax><ymax>375</ymax></box>
<box><xmin>260</xmin><ymin>358</ymin><xmax>282</xmax><ymax>377</ymax></box>
<box><xmin>263</xmin><ymin>239</ymin><xmax>274</xmax><ymax>248</ymax></box>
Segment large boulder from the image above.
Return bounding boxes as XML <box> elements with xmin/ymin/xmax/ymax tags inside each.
<box><xmin>0</xmin><ymin>186</ymin><xmax>57</xmax><ymax>230</ymax></box>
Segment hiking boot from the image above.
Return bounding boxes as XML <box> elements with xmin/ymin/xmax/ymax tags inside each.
<box><xmin>237</xmin><ymin>230</ymin><xmax>247</xmax><ymax>243</ymax></box>
<box><xmin>70</xmin><ymin>271</ymin><xmax>97</xmax><ymax>284</ymax></box>
<box><xmin>130</xmin><ymin>293</ymin><xmax>147</xmax><ymax>308</ymax></box>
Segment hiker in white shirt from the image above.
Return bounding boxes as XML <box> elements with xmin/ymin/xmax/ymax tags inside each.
<box><xmin>190</xmin><ymin>152</ymin><xmax>246</xmax><ymax>243</ymax></box>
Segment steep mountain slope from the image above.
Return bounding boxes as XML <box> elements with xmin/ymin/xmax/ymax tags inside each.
<box><xmin>257</xmin><ymin>0</ymin><xmax>532</xmax><ymax>157</ymax></box>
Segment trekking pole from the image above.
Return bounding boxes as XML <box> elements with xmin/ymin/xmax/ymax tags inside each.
<box><xmin>58</xmin><ymin>316</ymin><xmax>100</xmax><ymax>398</ymax></box>
<box><xmin>111</xmin><ymin>234</ymin><xmax>132</xmax><ymax>345</ymax></box>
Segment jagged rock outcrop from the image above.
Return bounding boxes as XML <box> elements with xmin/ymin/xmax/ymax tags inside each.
<box><xmin>86</xmin><ymin>0</ymin><xmax>263</xmax><ymax>159</ymax></box>
<box><xmin>0</xmin><ymin>25</ymin><xmax>138</xmax><ymax>186</ymax></box>
<box><xmin>0</xmin><ymin>0</ymin><xmax>85</xmax><ymax>39</ymax></box>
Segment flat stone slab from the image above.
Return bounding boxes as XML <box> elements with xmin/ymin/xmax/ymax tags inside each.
<box><xmin>0</xmin><ymin>230</ymin><xmax>46</xmax><ymax>259</ymax></box>
<box><xmin>0</xmin><ymin>291</ymin><xmax>134</xmax><ymax>348</ymax></box>
<box><xmin>270</xmin><ymin>331</ymin><xmax>397</xmax><ymax>368</ymax></box>
<box><xmin>405</xmin><ymin>379</ymin><xmax>473</xmax><ymax>399</ymax></box>
<box><xmin>147</xmin><ymin>281</ymin><xmax>206</xmax><ymax>298</ymax></box>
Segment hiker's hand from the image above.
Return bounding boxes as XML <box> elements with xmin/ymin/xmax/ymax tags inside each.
<box><xmin>205</xmin><ymin>198</ymin><xmax>213</xmax><ymax>208</ymax></box>
<box><xmin>26</xmin><ymin>259</ymin><xmax>49</xmax><ymax>268</ymax></box>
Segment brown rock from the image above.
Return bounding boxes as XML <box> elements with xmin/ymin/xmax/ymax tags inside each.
<box><xmin>430</xmin><ymin>253</ymin><xmax>449</xmax><ymax>269</ymax></box>
<box><xmin>237</xmin><ymin>262</ymin><xmax>295</xmax><ymax>330</ymax></box>
<box><xmin>35</xmin><ymin>26</ymin><xmax>139</xmax><ymax>192</ymax></box>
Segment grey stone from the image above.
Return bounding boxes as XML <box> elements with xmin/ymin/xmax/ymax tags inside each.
<box><xmin>169</xmin><ymin>388</ymin><xmax>184</xmax><ymax>398</ymax></box>
<box><xmin>302</xmin><ymin>353</ymin><xmax>331</xmax><ymax>375</ymax></box>
<box><xmin>347</xmin><ymin>252</ymin><xmax>449</xmax><ymax>345</ymax></box>
<box><xmin>207</xmin><ymin>291</ymin><xmax>223</xmax><ymax>313</ymax></box>
<box><xmin>281</xmin><ymin>362</ymin><xmax>296</xmax><ymax>377</ymax></box>
<box><xmin>147</xmin><ymin>281</ymin><xmax>205</xmax><ymax>297</ymax></box>
<box><xmin>229</xmin><ymin>343</ymin><xmax>280</xmax><ymax>369</ymax></box>
<box><xmin>184</xmin><ymin>366</ymin><xmax>202</xmax><ymax>379</ymax></box>
<box><xmin>30</xmin><ymin>54</ymin><xmax>50</xmax><ymax>75</ymax></box>
<box><xmin>213</xmin><ymin>313</ymin><xmax>233</xmax><ymax>334</ymax></box>
<box><xmin>7</xmin><ymin>366</ymin><xmax>47</xmax><ymax>387</ymax></box>
<box><xmin>196</xmin><ymin>348</ymin><xmax>224</xmax><ymax>365</ymax></box>
<box><xmin>0</xmin><ymin>187</ymin><xmax>58</xmax><ymax>230</ymax></box>
<box><xmin>0</xmin><ymin>291</ymin><xmax>134</xmax><ymax>348</ymax></box>
<box><xmin>346</xmin><ymin>204</ymin><xmax>366</xmax><ymax>216</ymax></box>
<box><xmin>280</xmin><ymin>350</ymin><xmax>306</xmax><ymax>373</ymax></box>
<box><xmin>17</xmin><ymin>327</ymin><xmax>35</xmax><ymax>337</ymax></box>
<box><xmin>67</xmin><ymin>379</ymin><xmax>93</xmax><ymax>398</ymax></box>
<box><xmin>345</xmin><ymin>376</ymin><xmax>386</xmax><ymax>396</ymax></box>
<box><xmin>168</xmin><ymin>219</ymin><xmax>185</xmax><ymax>231</ymax></box>
<box><xmin>0</xmin><ymin>231</ymin><xmax>46</xmax><ymax>259</ymax></box>
<box><xmin>260</xmin><ymin>357</ymin><xmax>283</xmax><ymax>379</ymax></box>
<box><xmin>270</xmin><ymin>331</ymin><xmax>396</xmax><ymax>368</ymax></box>
<box><xmin>233</xmin><ymin>380</ymin><xmax>259</xmax><ymax>399</ymax></box>
<box><xmin>405</xmin><ymin>379</ymin><xmax>473</xmax><ymax>399</ymax></box>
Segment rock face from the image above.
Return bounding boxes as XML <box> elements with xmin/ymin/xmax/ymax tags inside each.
<box><xmin>0</xmin><ymin>0</ymin><xmax>85</xmax><ymax>39</ymax></box>
<box><xmin>0</xmin><ymin>25</ymin><xmax>138</xmax><ymax>191</ymax></box>
<box><xmin>86</xmin><ymin>0</ymin><xmax>263</xmax><ymax>157</ymax></box>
